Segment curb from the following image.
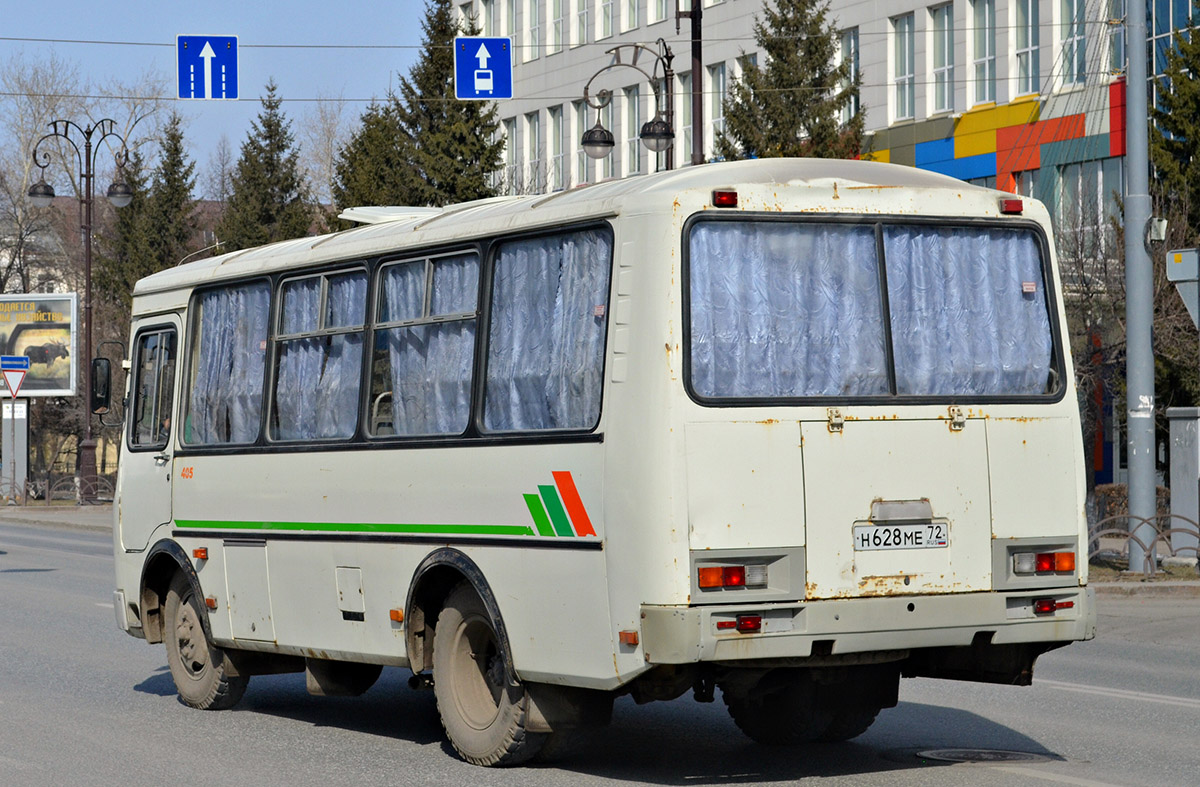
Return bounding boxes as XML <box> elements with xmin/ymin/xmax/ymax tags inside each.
<box><xmin>1092</xmin><ymin>581</ymin><xmax>1200</xmax><ymax>597</ymax></box>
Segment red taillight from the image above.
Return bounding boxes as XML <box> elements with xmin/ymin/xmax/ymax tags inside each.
<box><xmin>1032</xmin><ymin>552</ymin><xmax>1075</xmax><ymax>573</ymax></box>
<box><xmin>735</xmin><ymin>614</ymin><xmax>762</xmax><ymax>633</ymax></box>
<box><xmin>699</xmin><ymin>565</ymin><xmax>748</xmax><ymax>589</ymax></box>
<box><xmin>1033</xmin><ymin>598</ymin><xmax>1073</xmax><ymax>615</ymax></box>
<box><xmin>1000</xmin><ymin>198</ymin><xmax>1023</xmax><ymax>214</ymax></box>
<box><xmin>712</xmin><ymin>189</ymin><xmax>738</xmax><ymax>208</ymax></box>
<box><xmin>1035</xmin><ymin>553</ymin><xmax>1055</xmax><ymax>572</ymax></box>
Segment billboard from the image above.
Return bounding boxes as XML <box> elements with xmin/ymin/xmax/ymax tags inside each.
<box><xmin>0</xmin><ymin>294</ymin><xmax>77</xmax><ymax>397</ymax></box>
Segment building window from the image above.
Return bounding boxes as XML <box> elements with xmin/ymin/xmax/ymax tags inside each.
<box><xmin>930</xmin><ymin>5</ymin><xmax>953</xmax><ymax>113</ymax></box>
<box><xmin>624</xmin><ymin>0</ymin><xmax>638</xmax><ymax>31</ymax></box>
<box><xmin>574</xmin><ymin>99</ymin><xmax>590</xmax><ymax>185</ymax></box>
<box><xmin>528</xmin><ymin>0</ymin><xmax>541</xmax><ymax>62</ymax></box>
<box><xmin>840</xmin><ymin>28</ymin><xmax>860</xmax><ymax>124</ymax></box>
<box><xmin>600</xmin><ymin>102</ymin><xmax>614</xmax><ymax>178</ymax></box>
<box><xmin>708</xmin><ymin>62</ymin><xmax>726</xmax><ymax>146</ymax></box>
<box><xmin>503</xmin><ymin>117</ymin><xmax>518</xmax><ymax>194</ymax></box>
<box><xmin>526</xmin><ymin>111</ymin><xmax>542</xmax><ymax>189</ymax></box>
<box><xmin>1109</xmin><ymin>0</ymin><xmax>1125</xmax><ymax>74</ymax></box>
<box><xmin>894</xmin><ymin>14</ymin><xmax>915</xmax><ymax>120</ymax></box>
<box><xmin>679</xmin><ymin>72</ymin><xmax>693</xmax><ymax>164</ymax></box>
<box><xmin>625</xmin><ymin>86</ymin><xmax>642</xmax><ymax>175</ymax></box>
<box><xmin>506</xmin><ymin>0</ymin><xmax>516</xmax><ymax>36</ymax></box>
<box><xmin>550</xmin><ymin>0</ymin><xmax>565</xmax><ymax>54</ymax></box>
<box><xmin>651</xmin><ymin>0</ymin><xmax>668</xmax><ymax>23</ymax></box>
<box><xmin>575</xmin><ymin>0</ymin><xmax>590</xmax><ymax>46</ymax></box>
<box><xmin>1016</xmin><ymin>0</ymin><xmax>1041</xmax><ymax>95</ymax></box>
<box><xmin>1149</xmin><ymin>0</ymin><xmax>1191</xmax><ymax>77</ymax></box>
<box><xmin>972</xmin><ymin>0</ymin><xmax>996</xmax><ymax>103</ymax></box>
<box><xmin>482</xmin><ymin>0</ymin><xmax>497</xmax><ymax>34</ymax></box>
<box><xmin>1061</xmin><ymin>0</ymin><xmax>1086</xmax><ymax>85</ymax></box>
<box><xmin>549</xmin><ymin>105</ymin><xmax>566</xmax><ymax>190</ymax></box>
<box><xmin>600</xmin><ymin>0</ymin><xmax>613</xmax><ymax>38</ymax></box>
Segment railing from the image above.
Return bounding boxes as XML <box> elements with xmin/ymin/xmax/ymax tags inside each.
<box><xmin>1</xmin><ymin>473</ymin><xmax>114</xmax><ymax>506</ymax></box>
<box><xmin>1088</xmin><ymin>513</ymin><xmax>1200</xmax><ymax>576</ymax></box>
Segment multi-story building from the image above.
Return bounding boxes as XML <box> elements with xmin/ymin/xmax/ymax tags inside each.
<box><xmin>461</xmin><ymin>1</ymin><xmax>1185</xmax><ymax>222</ymax></box>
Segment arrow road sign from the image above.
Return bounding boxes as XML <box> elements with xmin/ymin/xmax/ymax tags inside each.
<box><xmin>177</xmin><ymin>35</ymin><xmax>239</xmax><ymax>100</ymax></box>
<box><xmin>0</xmin><ymin>356</ymin><xmax>30</xmax><ymax>371</ymax></box>
<box><xmin>454</xmin><ymin>37</ymin><xmax>513</xmax><ymax>100</ymax></box>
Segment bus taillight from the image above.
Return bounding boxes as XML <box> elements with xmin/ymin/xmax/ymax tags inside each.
<box><xmin>1013</xmin><ymin>551</ymin><xmax>1075</xmax><ymax>574</ymax></box>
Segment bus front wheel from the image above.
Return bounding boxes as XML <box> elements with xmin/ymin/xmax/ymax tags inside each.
<box><xmin>163</xmin><ymin>572</ymin><xmax>248</xmax><ymax>710</ymax></box>
<box><xmin>432</xmin><ymin>582</ymin><xmax>545</xmax><ymax>766</ymax></box>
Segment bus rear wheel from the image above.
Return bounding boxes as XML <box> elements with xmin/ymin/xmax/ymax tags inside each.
<box><xmin>432</xmin><ymin>582</ymin><xmax>545</xmax><ymax>766</ymax></box>
<box><xmin>723</xmin><ymin>671</ymin><xmax>833</xmax><ymax>745</ymax></box>
<box><xmin>163</xmin><ymin>572</ymin><xmax>248</xmax><ymax>710</ymax></box>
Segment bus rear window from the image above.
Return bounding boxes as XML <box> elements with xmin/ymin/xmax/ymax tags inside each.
<box><xmin>687</xmin><ymin>219</ymin><xmax>1057</xmax><ymax>402</ymax></box>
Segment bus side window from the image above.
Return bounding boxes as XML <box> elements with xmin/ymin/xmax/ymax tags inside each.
<box><xmin>130</xmin><ymin>329</ymin><xmax>177</xmax><ymax>448</ymax></box>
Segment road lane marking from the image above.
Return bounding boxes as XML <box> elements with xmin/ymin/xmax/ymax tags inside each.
<box><xmin>995</xmin><ymin>765</ymin><xmax>1125</xmax><ymax>787</ymax></box>
<box><xmin>1039</xmin><ymin>678</ymin><xmax>1200</xmax><ymax>709</ymax></box>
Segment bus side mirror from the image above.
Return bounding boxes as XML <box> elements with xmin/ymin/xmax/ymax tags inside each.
<box><xmin>91</xmin><ymin>358</ymin><xmax>111</xmax><ymax>414</ymax></box>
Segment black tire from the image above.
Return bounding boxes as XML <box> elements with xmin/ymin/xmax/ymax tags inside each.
<box><xmin>432</xmin><ymin>582</ymin><xmax>546</xmax><ymax>766</ymax></box>
<box><xmin>163</xmin><ymin>572</ymin><xmax>248</xmax><ymax>710</ymax></box>
<box><xmin>723</xmin><ymin>672</ymin><xmax>833</xmax><ymax>745</ymax></box>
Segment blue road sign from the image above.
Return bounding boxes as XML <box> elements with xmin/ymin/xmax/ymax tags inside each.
<box><xmin>177</xmin><ymin>35</ymin><xmax>239</xmax><ymax>100</ymax></box>
<box><xmin>0</xmin><ymin>356</ymin><xmax>29</xmax><ymax>371</ymax></box>
<box><xmin>454</xmin><ymin>37</ymin><xmax>513</xmax><ymax>100</ymax></box>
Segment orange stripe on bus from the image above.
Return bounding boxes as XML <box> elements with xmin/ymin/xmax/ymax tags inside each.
<box><xmin>552</xmin><ymin>471</ymin><xmax>596</xmax><ymax>537</ymax></box>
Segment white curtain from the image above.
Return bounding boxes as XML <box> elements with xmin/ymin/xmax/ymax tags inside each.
<box><xmin>484</xmin><ymin>229</ymin><xmax>611</xmax><ymax>431</ymax></box>
<box><xmin>188</xmin><ymin>282</ymin><xmax>269</xmax><ymax>444</ymax></box>
<box><xmin>884</xmin><ymin>226</ymin><xmax>1051</xmax><ymax>395</ymax></box>
<box><xmin>378</xmin><ymin>254</ymin><xmax>479</xmax><ymax>436</ymax></box>
<box><xmin>689</xmin><ymin>221</ymin><xmax>888</xmax><ymax>398</ymax></box>
<box><xmin>273</xmin><ymin>272</ymin><xmax>366</xmax><ymax>440</ymax></box>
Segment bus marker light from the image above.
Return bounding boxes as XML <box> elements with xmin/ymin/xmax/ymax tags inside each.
<box><xmin>1054</xmin><ymin>552</ymin><xmax>1076</xmax><ymax>572</ymax></box>
<box><xmin>745</xmin><ymin>564</ymin><xmax>768</xmax><ymax>588</ymax></box>
<box><xmin>1000</xmin><ymin>198</ymin><xmax>1023</xmax><ymax>214</ymax></box>
<box><xmin>619</xmin><ymin>630</ymin><xmax>639</xmax><ymax>646</ymax></box>
<box><xmin>1013</xmin><ymin>553</ymin><xmax>1037</xmax><ymax>574</ymax></box>
<box><xmin>735</xmin><ymin>614</ymin><xmax>762</xmax><ymax>633</ymax></box>
<box><xmin>389</xmin><ymin>609</ymin><xmax>404</xmax><ymax>623</ymax></box>
<box><xmin>712</xmin><ymin>190</ymin><xmax>738</xmax><ymax>208</ymax></box>
<box><xmin>716</xmin><ymin>620</ymin><xmax>736</xmax><ymax>630</ymax></box>
<box><xmin>698</xmin><ymin>565</ymin><xmax>748</xmax><ymax>589</ymax></box>
<box><xmin>205</xmin><ymin>596</ymin><xmax>218</xmax><ymax>610</ymax></box>
<box><xmin>1033</xmin><ymin>598</ymin><xmax>1057</xmax><ymax>615</ymax></box>
<box><xmin>698</xmin><ymin>566</ymin><xmax>724</xmax><ymax>588</ymax></box>
<box><xmin>193</xmin><ymin>548</ymin><xmax>208</xmax><ymax>560</ymax></box>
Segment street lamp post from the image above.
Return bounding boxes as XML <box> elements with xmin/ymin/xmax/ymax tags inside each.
<box><xmin>581</xmin><ymin>39</ymin><xmax>676</xmax><ymax>172</ymax></box>
<box><xmin>28</xmin><ymin>118</ymin><xmax>132</xmax><ymax>501</ymax></box>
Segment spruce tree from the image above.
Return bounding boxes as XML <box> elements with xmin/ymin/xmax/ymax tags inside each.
<box><xmin>331</xmin><ymin>96</ymin><xmax>415</xmax><ymax>210</ymax></box>
<box><xmin>332</xmin><ymin>0</ymin><xmax>503</xmax><ymax>211</ymax></box>
<box><xmin>217</xmin><ymin>79</ymin><xmax>312</xmax><ymax>251</ymax></box>
<box><xmin>96</xmin><ymin>113</ymin><xmax>198</xmax><ymax>310</ymax></box>
<box><xmin>714</xmin><ymin>0</ymin><xmax>863</xmax><ymax>160</ymax></box>
<box><xmin>1151</xmin><ymin>8</ymin><xmax>1200</xmax><ymax>236</ymax></box>
<box><xmin>95</xmin><ymin>151</ymin><xmax>153</xmax><ymax>307</ymax></box>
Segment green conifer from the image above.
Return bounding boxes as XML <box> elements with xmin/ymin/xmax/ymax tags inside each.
<box><xmin>715</xmin><ymin>0</ymin><xmax>863</xmax><ymax>160</ymax></box>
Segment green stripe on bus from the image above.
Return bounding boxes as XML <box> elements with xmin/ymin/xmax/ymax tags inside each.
<box><xmin>174</xmin><ymin>520</ymin><xmax>535</xmax><ymax>536</ymax></box>
<box><xmin>538</xmin><ymin>485</ymin><xmax>575</xmax><ymax>537</ymax></box>
<box><xmin>522</xmin><ymin>494</ymin><xmax>556</xmax><ymax>537</ymax></box>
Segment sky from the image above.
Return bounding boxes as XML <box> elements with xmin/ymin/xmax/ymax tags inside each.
<box><xmin>1</xmin><ymin>0</ymin><xmax>428</xmax><ymax>195</ymax></box>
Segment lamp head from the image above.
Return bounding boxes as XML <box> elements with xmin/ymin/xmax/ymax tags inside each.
<box><xmin>27</xmin><ymin>179</ymin><xmax>55</xmax><ymax>208</ymax></box>
<box><xmin>106</xmin><ymin>180</ymin><xmax>134</xmax><ymax>209</ymax></box>
<box><xmin>581</xmin><ymin>122</ymin><xmax>615</xmax><ymax>160</ymax></box>
<box><xmin>640</xmin><ymin>116</ymin><xmax>675</xmax><ymax>153</ymax></box>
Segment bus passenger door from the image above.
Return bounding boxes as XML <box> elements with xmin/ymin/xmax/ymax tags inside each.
<box><xmin>117</xmin><ymin>320</ymin><xmax>180</xmax><ymax>552</ymax></box>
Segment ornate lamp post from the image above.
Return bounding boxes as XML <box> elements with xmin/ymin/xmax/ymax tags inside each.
<box><xmin>581</xmin><ymin>39</ymin><xmax>676</xmax><ymax>171</ymax></box>
<box><xmin>28</xmin><ymin>118</ymin><xmax>132</xmax><ymax>500</ymax></box>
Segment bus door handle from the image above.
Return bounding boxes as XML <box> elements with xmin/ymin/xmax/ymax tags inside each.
<box><xmin>153</xmin><ymin>452</ymin><xmax>170</xmax><ymax>466</ymax></box>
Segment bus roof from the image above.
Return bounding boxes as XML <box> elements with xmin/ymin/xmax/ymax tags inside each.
<box><xmin>133</xmin><ymin>158</ymin><xmax>1009</xmax><ymax>298</ymax></box>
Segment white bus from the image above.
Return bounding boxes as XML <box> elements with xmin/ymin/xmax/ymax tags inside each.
<box><xmin>111</xmin><ymin>159</ymin><xmax>1095</xmax><ymax>766</ymax></box>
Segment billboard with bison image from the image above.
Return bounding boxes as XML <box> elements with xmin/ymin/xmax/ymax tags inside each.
<box><xmin>0</xmin><ymin>294</ymin><xmax>76</xmax><ymax>397</ymax></box>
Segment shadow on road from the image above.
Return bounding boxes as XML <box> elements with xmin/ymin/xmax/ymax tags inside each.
<box><xmin>139</xmin><ymin>664</ymin><xmax>1059</xmax><ymax>783</ymax></box>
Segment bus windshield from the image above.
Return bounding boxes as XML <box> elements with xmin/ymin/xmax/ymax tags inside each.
<box><xmin>687</xmin><ymin>219</ymin><xmax>1058</xmax><ymax>402</ymax></box>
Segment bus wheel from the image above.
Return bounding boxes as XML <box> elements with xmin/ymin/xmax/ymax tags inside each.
<box><xmin>433</xmin><ymin>582</ymin><xmax>545</xmax><ymax>766</ymax></box>
<box><xmin>163</xmin><ymin>572</ymin><xmax>248</xmax><ymax>710</ymax></box>
<box><xmin>723</xmin><ymin>671</ymin><xmax>833</xmax><ymax>745</ymax></box>
<box><xmin>820</xmin><ymin>704</ymin><xmax>882</xmax><ymax>742</ymax></box>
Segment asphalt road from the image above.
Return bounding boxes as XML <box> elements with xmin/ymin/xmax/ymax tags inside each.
<box><xmin>2</xmin><ymin>520</ymin><xmax>1198</xmax><ymax>786</ymax></box>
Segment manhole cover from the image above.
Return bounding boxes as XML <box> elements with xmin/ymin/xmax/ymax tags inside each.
<box><xmin>917</xmin><ymin>749</ymin><xmax>1049</xmax><ymax>764</ymax></box>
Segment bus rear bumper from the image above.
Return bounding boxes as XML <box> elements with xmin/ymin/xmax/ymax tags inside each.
<box><xmin>640</xmin><ymin>586</ymin><xmax>1096</xmax><ymax>665</ymax></box>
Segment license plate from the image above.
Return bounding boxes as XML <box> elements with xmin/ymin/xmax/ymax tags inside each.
<box><xmin>853</xmin><ymin>522</ymin><xmax>948</xmax><ymax>551</ymax></box>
